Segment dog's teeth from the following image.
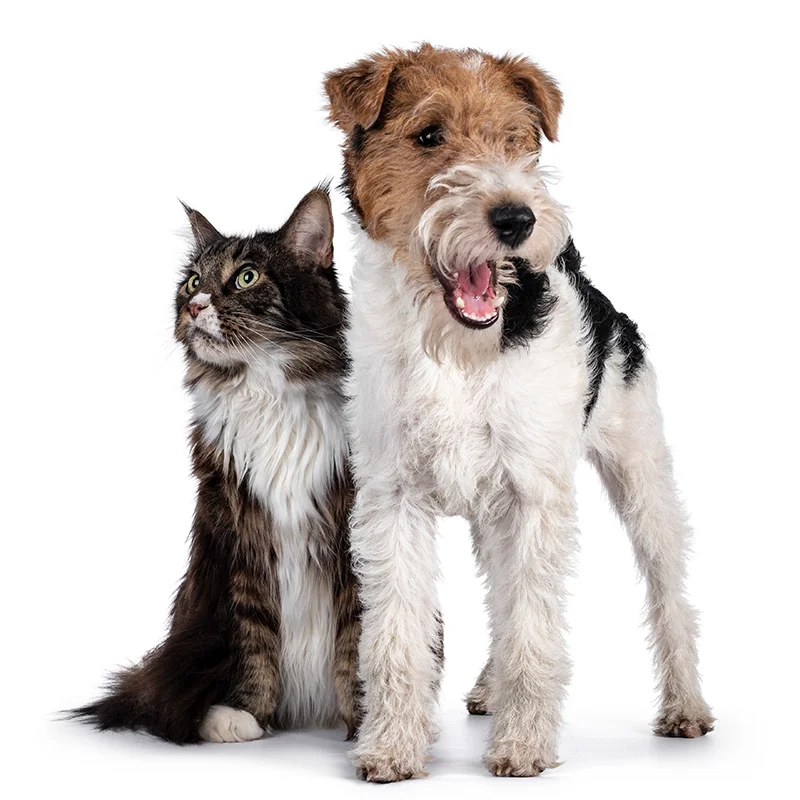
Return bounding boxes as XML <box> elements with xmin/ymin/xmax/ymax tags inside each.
<box><xmin>455</xmin><ymin>297</ymin><xmax>465</xmax><ymax>309</ymax></box>
<box><xmin>491</xmin><ymin>294</ymin><xmax>506</xmax><ymax>308</ymax></box>
<box><xmin>454</xmin><ymin>272</ymin><xmax>460</xmax><ymax>279</ymax></box>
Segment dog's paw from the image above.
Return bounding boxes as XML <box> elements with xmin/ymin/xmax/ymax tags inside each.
<box><xmin>354</xmin><ymin>751</ymin><xmax>425</xmax><ymax>783</ymax></box>
<box><xmin>466</xmin><ymin>660</ymin><xmax>493</xmax><ymax>715</ymax></box>
<box><xmin>465</xmin><ymin>683</ymin><xmax>491</xmax><ymax>715</ymax></box>
<box><xmin>466</xmin><ymin>697</ymin><xmax>490</xmax><ymax>715</ymax></box>
<box><xmin>654</xmin><ymin>711</ymin><xmax>715</xmax><ymax>739</ymax></box>
<box><xmin>198</xmin><ymin>705</ymin><xmax>265</xmax><ymax>743</ymax></box>
<box><xmin>483</xmin><ymin>740</ymin><xmax>557</xmax><ymax>777</ymax></box>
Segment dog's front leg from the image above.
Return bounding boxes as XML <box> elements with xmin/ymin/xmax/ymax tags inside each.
<box><xmin>349</xmin><ymin>486</ymin><xmax>440</xmax><ymax>783</ymax></box>
<box><xmin>480</xmin><ymin>489</ymin><xmax>577</xmax><ymax>777</ymax></box>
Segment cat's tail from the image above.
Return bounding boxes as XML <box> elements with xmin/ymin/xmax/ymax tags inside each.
<box><xmin>68</xmin><ymin>618</ymin><xmax>233</xmax><ymax>744</ymax></box>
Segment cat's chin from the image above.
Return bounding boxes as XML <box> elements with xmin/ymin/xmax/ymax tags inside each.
<box><xmin>189</xmin><ymin>334</ymin><xmax>242</xmax><ymax>368</ymax></box>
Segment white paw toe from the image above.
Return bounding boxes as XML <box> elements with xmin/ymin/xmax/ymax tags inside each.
<box><xmin>199</xmin><ymin>705</ymin><xmax>264</xmax><ymax>743</ymax></box>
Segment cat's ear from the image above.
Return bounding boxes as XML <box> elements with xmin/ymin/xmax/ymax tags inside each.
<box><xmin>180</xmin><ymin>201</ymin><xmax>223</xmax><ymax>249</ymax></box>
<box><xmin>280</xmin><ymin>187</ymin><xmax>334</xmax><ymax>268</ymax></box>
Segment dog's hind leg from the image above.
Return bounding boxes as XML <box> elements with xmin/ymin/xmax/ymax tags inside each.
<box><xmin>349</xmin><ymin>486</ymin><xmax>441</xmax><ymax>783</ymax></box>
<box><xmin>465</xmin><ymin>522</ymin><xmax>495</xmax><ymax>715</ymax></box>
<box><xmin>586</xmin><ymin>363</ymin><xmax>714</xmax><ymax>738</ymax></box>
<box><xmin>466</xmin><ymin>656</ymin><xmax>493</xmax><ymax>716</ymax></box>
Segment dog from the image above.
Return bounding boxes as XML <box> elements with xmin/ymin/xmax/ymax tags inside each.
<box><xmin>324</xmin><ymin>44</ymin><xmax>714</xmax><ymax>782</ymax></box>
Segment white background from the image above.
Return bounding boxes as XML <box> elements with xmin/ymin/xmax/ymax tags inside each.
<box><xmin>2</xmin><ymin>1</ymin><xmax>798</xmax><ymax>797</ymax></box>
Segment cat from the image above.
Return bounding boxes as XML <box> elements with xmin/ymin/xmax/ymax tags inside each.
<box><xmin>72</xmin><ymin>187</ymin><xmax>361</xmax><ymax>743</ymax></box>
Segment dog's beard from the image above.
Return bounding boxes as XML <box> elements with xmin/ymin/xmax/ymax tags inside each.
<box><xmin>406</xmin><ymin>155</ymin><xmax>569</xmax><ymax>363</ymax></box>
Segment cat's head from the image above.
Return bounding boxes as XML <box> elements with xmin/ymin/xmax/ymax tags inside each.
<box><xmin>174</xmin><ymin>187</ymin><xmax>346</xmax><ymax>382</ymax></box>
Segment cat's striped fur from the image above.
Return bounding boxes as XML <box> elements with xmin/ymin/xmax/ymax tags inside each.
<box><xmin>72</xmin><ymin>188</ymin><xmax>361</xmax><ymax>742</ymax></box>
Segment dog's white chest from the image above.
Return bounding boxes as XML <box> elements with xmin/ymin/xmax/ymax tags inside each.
<box><xmin>416</xmin><ymin>359</ymin><xmax>581</xmax><ymax>514</ymax></box>
<box><xmin>347</xmin><ymin>249</ymin><xmax>588</xmax><ymax>516</ymax></box>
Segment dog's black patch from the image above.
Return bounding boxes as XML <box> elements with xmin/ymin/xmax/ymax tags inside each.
<box><xmin>556</xmin><ymin>242</ymin><xmax>616</xmax><ymax>421</ymax></box>
<box><xmin>555</xmin><ymin>237</ymin><xmax>584</xmax><ymax>275</ymax></box>
<box><xmin>500</xmin><ymin>257</ymin><xmax>558</xmax><ymax>351</ymax></box>
<box><xmin>339</xmin><ymin>164</ymin><xmax>364</xmax><ymax>225</ymax></box>
<box><xmin>616</xmin><ymin>312</ymin><xmax>646</xmax><ymax>382</ymax></box>
<box><xmin>554</xmin><ymin>239</ymin><xmax>647</xmax><ymax>421</ymax></box>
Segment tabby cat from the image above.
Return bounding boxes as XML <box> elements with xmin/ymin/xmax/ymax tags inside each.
<box><xmin>74</xmin><ymin>188</ymin><xmax>361</xmax><ymax>742</ymax></box>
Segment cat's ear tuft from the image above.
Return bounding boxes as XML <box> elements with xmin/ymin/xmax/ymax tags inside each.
<box><xmin>280</xmin><ymin>187</ymin><xmax>334</xmax><ymax>268</ymax></box>
<box><xmin>180</xmin><ymin>201</ymin><xmax>223</xmax><ymax>249</ymax></box>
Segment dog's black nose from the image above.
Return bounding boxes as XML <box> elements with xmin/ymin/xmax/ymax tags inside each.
<box><xmin>489</xmin><ymin>204</ymin><xmax>536</xmax><ymax>247</ymax></box>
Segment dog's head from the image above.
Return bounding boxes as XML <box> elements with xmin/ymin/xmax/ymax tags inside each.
<box><xmin>325</xmin><ymin>44</ymin><xmax>569</xmax><ymax>333</ymax></box>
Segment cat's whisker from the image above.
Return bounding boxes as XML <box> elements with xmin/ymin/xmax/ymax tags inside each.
<box><xmin>229</xmin><ymin>332</ymin><xmax>278</xmax><ymax>373</ymax></box>
<box><xmin>234</xmin><ymin>333</ymin><xmax>321</xmax><ymax>381</ymax></box>
<box><xmin>230</xmin><ymin>323</ymin><xmax>340</xmax><ymax>352</ymax></box>
<box><xmin>226</xmin><ymin>309</ymin><xmax>342</xmax><ymax>336</ymax></box>
<box><xmin>225</xmin><ymin>321</ymin><xmax>328</xmax><ymax>378</ymax></box>
<box><xmin>227</xmin><ymin>332</ymin><xmax>307</xmax><ymax>394</ymax></box>
<box><xmin>226</xmin><ymin>312</ymin><xmax>342</xmax><ymax>346</ymax></box>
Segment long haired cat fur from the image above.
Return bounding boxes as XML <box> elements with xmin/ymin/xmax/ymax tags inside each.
<box><xmin>71</xmin><ymin>187</ymin><xmax>361</xmax><ymax>743</ymax></box>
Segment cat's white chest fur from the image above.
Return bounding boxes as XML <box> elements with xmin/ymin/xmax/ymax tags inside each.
<box><xmin>192</xmin><ymin>361</ymin><xmax>346</xmax><ymax>728</ymax></box>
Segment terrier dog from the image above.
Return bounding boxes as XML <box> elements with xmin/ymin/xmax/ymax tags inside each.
<box><xmin>325</xmin><ymin>44</ymin><xmax>713</xmax><ymax>782</ymax></box>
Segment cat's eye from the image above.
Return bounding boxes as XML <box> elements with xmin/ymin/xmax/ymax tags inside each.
<box><xmin>416</xmin><ymin>125</ymin><xmax>445</xmax><ymax>148</ymax></box>
<box><xmin>235</xmin><ymin>267</ymin><xmax>260</xmax><ymax>290</ymax></box>
<box><xmin>186</xmin><ymin>274</ymin><xmax>200</xmax><ymax>294</ymax></box>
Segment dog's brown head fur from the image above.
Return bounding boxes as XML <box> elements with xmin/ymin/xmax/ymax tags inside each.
<box><xmin>325</xmin><ymin>45</ymin><xmax>561</xmax><ymax>244</ymax></box>
<box><xmin>325</xmin><ymin>45</ymin><xmax>569</xmax><ymax>344</ymax></box>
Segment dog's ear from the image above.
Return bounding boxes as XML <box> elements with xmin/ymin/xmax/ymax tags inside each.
<box><xmin>280</xmin><ymin>186</ymin><xmax>334</xmax><ymax>268</ymax></box>
<box><xmin>497</xmin><ymin>56</ymin><xmax>563</xmax><ymax>143</ymax></box>
<box><xmin>324</xmin><ymin>50</ymin><xmax>399</xmax><ymax>134</ymax></box>
<box><xmin>180</xmin><ymin>201</ymin><xmax>224</xmax><ymax>248</ymax></box>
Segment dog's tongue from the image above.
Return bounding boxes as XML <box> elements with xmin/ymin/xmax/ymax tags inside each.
<box><xmin>457</xmin><ymin>262</ymin><xmax>492</xmax><ymax>297</ymax></box>
<box><xmin>451</xmin><ymin>262</ymin><xmax>498</xmax><ymax>322</ymax></box>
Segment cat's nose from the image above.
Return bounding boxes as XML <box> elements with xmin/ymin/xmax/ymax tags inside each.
<box><xmin>189</xmin><ymin>298</ymin><xmax>209</xmax><ymax>318</ymax></box>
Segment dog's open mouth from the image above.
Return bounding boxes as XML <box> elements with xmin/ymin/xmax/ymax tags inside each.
<box><xmin>437</xmin><ymin>261</ymin><xmax>505</xmax><ymax>328</ymax></box>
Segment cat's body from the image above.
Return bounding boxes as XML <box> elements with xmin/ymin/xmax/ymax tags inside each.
<box><xmin>73</xmin><ymin>189</ymin><xmax>361</xmax><ymax>742</ymax></box>
<box><xmin>190</xmin><ymin>359</ymin><xmax>348</xmax><ymax>734</ymax></box>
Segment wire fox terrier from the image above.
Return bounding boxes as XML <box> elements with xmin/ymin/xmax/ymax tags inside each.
<box><xmin>325</xmin><ymin>43</ymin><xmax>713</xmax><ymax>782</ymax></box>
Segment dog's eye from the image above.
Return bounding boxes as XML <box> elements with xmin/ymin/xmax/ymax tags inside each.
<box><xmin>416</xmin><ymin>125</ymin><xmax>444</xmax><ymax>148</ymax></box>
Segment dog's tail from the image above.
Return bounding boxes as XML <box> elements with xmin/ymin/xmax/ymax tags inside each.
<box><xmin>68</xmin><ymin>618</ymin><xmax>233</xmax><ymax>744</ymax></box>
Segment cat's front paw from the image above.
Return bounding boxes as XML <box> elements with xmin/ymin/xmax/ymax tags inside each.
<box><xmin>483</xmin><ymin>740</ymin><xmax>558</xmax><ymax>778</ymax></box>
<box><xmin>654</xmin><ymin>709</ymin><xmax>715</xmax><ymax>739</ymax></box>
<box><xmin>198</xmin><ymin>705</ymin><xmax>264</xmax><ymax>743</ymax></box>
